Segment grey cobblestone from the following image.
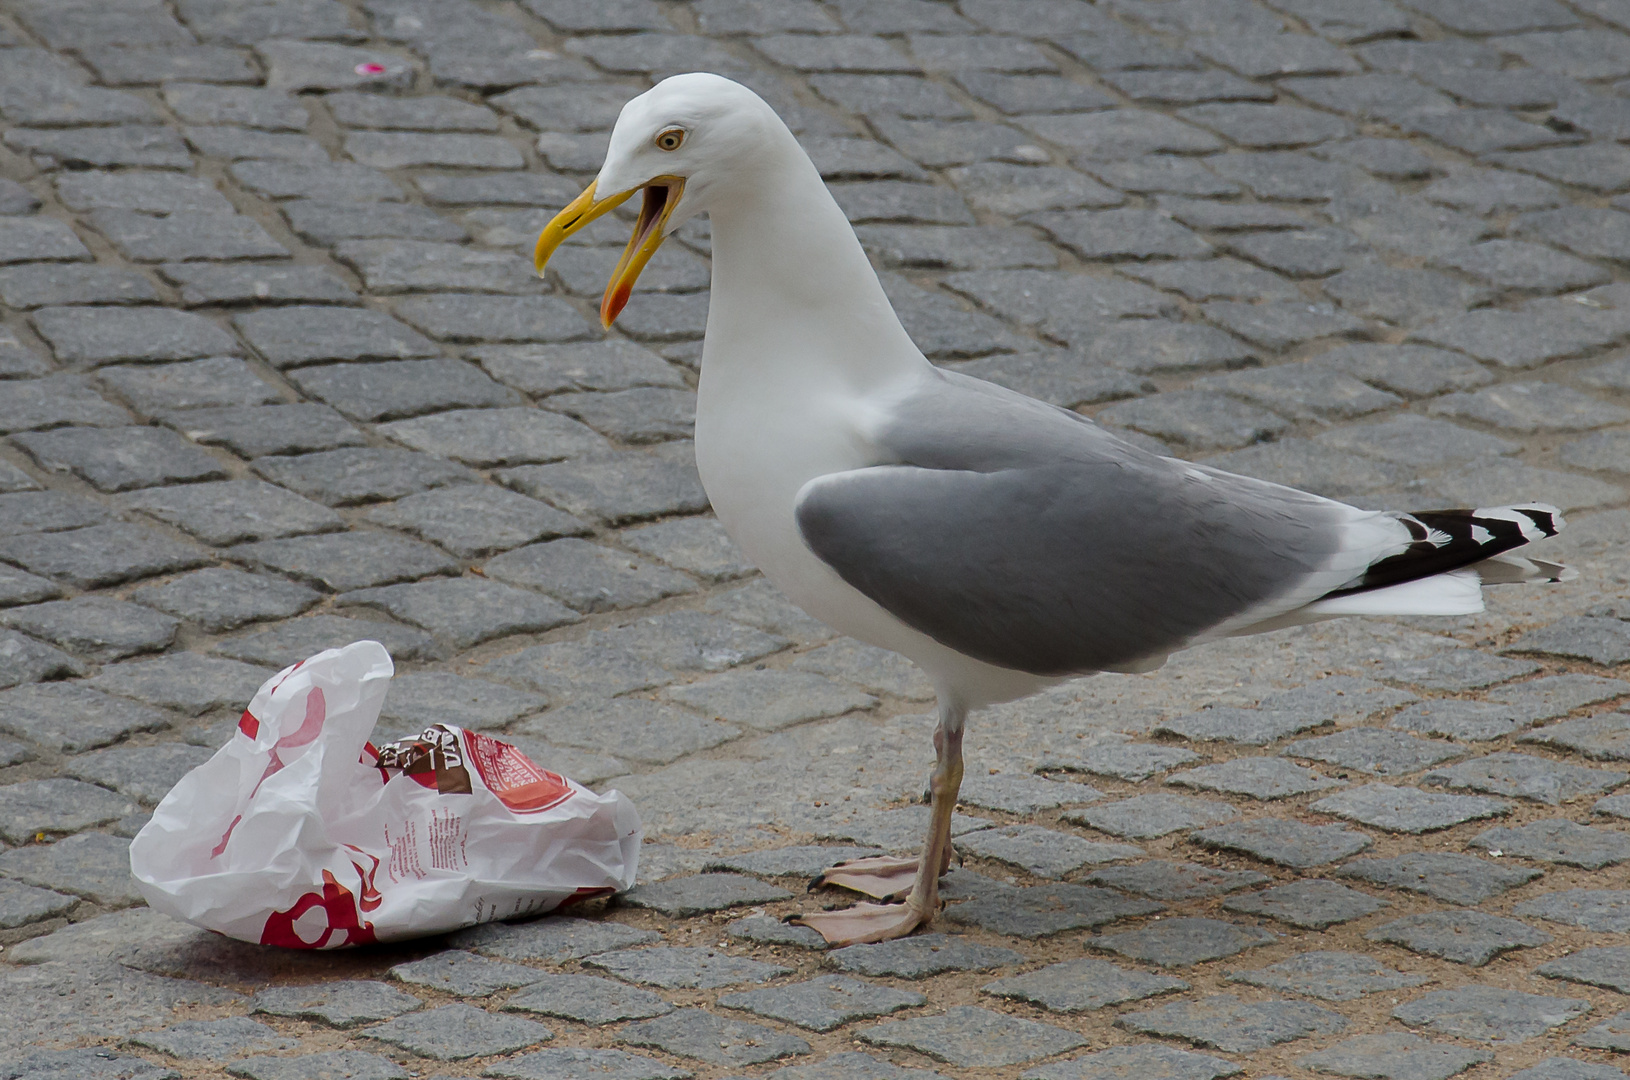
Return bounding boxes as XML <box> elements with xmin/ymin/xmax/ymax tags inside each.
<box><xmin>340</xmin><ymin>578</ymin><xmax>577</xmax><ymax>649</ymax></box>
<box><xmin>0</xmin><ymin>876</ymin><xmax>75</xmax><ymax>929</ymax></box>
<box><xmin>506</xmin><ymin>973</ymin><xmax>671</xmax><ymax>1025</ymax></box>
<box><xmin>1283</xmin><ymin>729</ymin><xmax>1461</xmax><ymax>775</ymax></box>
<box><xmin>133</xmin><ymin>1016</ymin><xmax>298</xmax><ymax>1061</ymax></box>
<box><xmin>231</xmin><ymin>1050</ymin><xmax>409</xmax><ymax>1080</ymax></box>
<box><xmin>2</xmin><ymin>596</ymin><xmax>178</xmax><ymax>663</ymax></box>
<box><xmin>5</xmin><ymin>125</ymin><xmax>193</xmax><ymax>169</ymax></box>
<box><xmin>943</xmin><ymin>881</ymin><xmax>1159</xmax><ymax>938</ymax></box>
<box><xmin>499</xmin><ymin>448</ymin><xmax>709</xmax><ymax>524</ymax></box>
<box><xmin>623</xmin><ymin>1006</ymin><xmax>809</xmax><ymax>1066</ymax></box>
<box><xmin>379</xmin><ymin>406</ymin><xmax>607</xmax><ymax>467</ymax></box>
<box><xmin>861</xmin><ymin>1006</ymin><xmax>1083</xmax><ymax>1068</ymax></box>
<box><xmin>128</xmin><ymin>569</ymin><xmax>317</xmax><ymax>636</ymax></box>
<box><xmin>1120</xmin><ymin>995</ymin><xmax>1346</xmax><ymax>1054</ymax></box>
<box><xmin>485</xmin><ymin>538</ymin><xmax>694</xmax><ymax>613</ymax></box>
<box><xmin>1085</xmin><ymin>861</ymin><xmax>1266</xmax><ymax>900</ymax></box>
<box><xmin>983</xmin><ymin>957</ymin><xmax>1187</xmax><ymax>1014</ymax></box>
<box><xmin>1230</xmin><ymin>952</ymin><xmax>1425</xmax><ymax>1003</ymax></box>
<box><xmin>90</xmin><ymin>651</ymin><xmax>272</xmax><ymax>716</ymax></box>
<box><xmin>230</xmin><ymin>531</ymin><xmax>458</xmax><ymax>592</ymax></box>
<box><xmin>1325</xmin><ymin>265</ymin><xmax>1495</xmax><ymax>326</ymax></box>
<box><xmin>14</xmin><ymin>425</ymin><xmax>227</xmax><ymax>493</ymax></box>
<box><xmin>125</xmin><ymin>478</ymin><xmax>343</xmax><ymax>545</ymax></box>
<box><xmin>0</xmin><ymin>523</ymin><xmax>209</xmax><ymax>589</ymax></box>
<box><xmin>1472</xmin><ymin>819</ymin><xmax>1630</xmax><ymax>868</ymax></box>
<box><xmin>0</xmin><ymin>376</ymin><xmax>130</xmax><ymax>433</ymax></box>
<box><xmin>450</xmin><ymin>916</ymin><xmax>657</xmax><ymax>962</ymax></box>
<box><xmin>0</xmin><ymin>379</ymin><xmax>127</xmax><ymax>439</ymax></box>
<box><xmin>160</xmin><ymin>403</ymin><xmax>367</xmax><ymax>460</ymax></box>
<box><xmin>1099</xmin><ymin>391</ymin><xmax>1289</xmax><ymax>452</ymax></box>
<box><xmin>1338</xmin><ymin>852</ymin><xmax>1542</xmax><ymax>905</ymax></box>
<box><xmin>1193</xmin><ymin>817</ymin><xmax>1372</xmax><ymax>868</ymax></box>
<box><xmin>99</xmin><ymin>357</ymin><xmax>280</xmax><ymax>415</ymax></box>
<box><xmin>56</xmin><ymin>171</ymin><xmax>233</xmax><ymax>215</ymax></box>
<box><xmin>524</xmin><ymin>698</ymin><xmax>737</xmax><ymax>763</ymax></box>
<box><xmin>362</xmin><ymin>1002</ymin><xmax>550</xmax><ymax>1060</ymax></box>
<box><xmin>253</xmin><ymin>447</ymin><xmax>477</xmax><ymax>506</ymax></box>
<box><xmin>1223</xmin><ymin>880</ymin><xmax>1384</xmax><ymax>929</ymax></box>
<box><xmin>0</xmin><ymin>631</ymin><xmax>85</xmax><ymax>689</ymax></box>
<box><xmin>1069</xmin><ymin>793</ymin><xmax>1237</xmax><ymax>839</ymax></box>
<box><xmin>588</xmin><ymin>946</ymin><xmax>789</xmax><ymax>990</ymax></box>
<box><xmin>32</xmin><ymin>306</ymin><xmax>240</xmax><ymax>365</ymax></box>
<box><xmin>282</xmin><ymin>199</ymin><xmax>467</xmax><ymax>245</ymax></box>
<box><xmin>721</xmin><ymin>975</ymin><xmax>924</xmax><ymax>1032</ymax></box>
<box><xmin>9</xmin><ymin>835</ymin><xmax>144</xmax><ymax>912</ymax></box>
<box><xmin>0</xmin><ymin>778</ymin><xmax>137</xmax><ymax>844</ymax></box>
<box><xmin>1296</xmin><ymin>1034</ymin><xmax>1489</xmax><ymax>1080</ymax></box>
<box><xmin>0</xmin><ymin>491</ymin><xmax>112</xmax><ymax>537</ymax></box>
<box><xmin>92</xmin><ymin>208</ymin><xmax>289</xmax><ymax>262</ymax></box>
<box><xmin>0</xmin><ymin>566</ymin><xmax>60</xmax><ymax>608</ymax></box>
<box><xmin>215</xmin><ymin>613</ymin><xmax>439</xmax><ymax>666</ymax></box>
<box><xmin>1367</xmin><ymin>905</ymin><xmax>1551</xmax><ymax>967</ymax></box>
<box><xmin>1090</xmin><ymin>916</ymin><xmax>1277</xmax><ymax>967</ymax></box>
<box><xmin>290</xmin><ymin>358</ymin><xmax>520</xmax><ymax>422</ymax></box>
<box><xmin>1394</xmin><ymin>986</ymin><xmax>1590</xmax><ymax>1044</ymax></box>
<box><xmin>340</xmin><ymin>239</ymin><xmax>540</xmax><ymax>294</ymax></box>
<box><xmin>0</xmin><ymin>264</ymin><xmax>160</xmax><ymax>309</ymax></box>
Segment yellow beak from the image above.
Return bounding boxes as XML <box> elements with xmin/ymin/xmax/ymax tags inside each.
<box><xmin>534</xmin><ymin>176</ymin><xmax>686</xmax><ymax>329</ymax></box>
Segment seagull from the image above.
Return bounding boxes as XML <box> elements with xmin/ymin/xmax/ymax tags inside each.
<box><xmin>533</xmin><ymin>73</ymin><xmax>1574</xmax><ymax>946</ymax></box>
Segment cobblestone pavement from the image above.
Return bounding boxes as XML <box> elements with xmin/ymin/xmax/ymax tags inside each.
<box><xmin>8</xmin><ymin>0</ymin><xmax>1630</xmax><ymax>1077</ymax></box>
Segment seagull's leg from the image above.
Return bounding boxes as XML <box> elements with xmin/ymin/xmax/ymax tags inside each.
<box><xmin>795</xmin><ymin>700</ymin><xmax>967</xmax><ymax>945</ymax></box>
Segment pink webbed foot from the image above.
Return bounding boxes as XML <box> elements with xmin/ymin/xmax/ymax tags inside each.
<box><xmin>793</xmin><ymin>900</ymin><xmax>930</xmax><ymax>946</ymax></box>
<box><xmin>809</xmin><ymin>855</ymin><xmax>920</xmax><ymax>900</ymax></box>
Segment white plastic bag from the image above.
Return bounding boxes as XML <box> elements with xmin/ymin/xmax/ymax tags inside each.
<box><xmin>131</xmin><ymin>641</ymin><xmax>641</xmax><ymax>947</ymax></box>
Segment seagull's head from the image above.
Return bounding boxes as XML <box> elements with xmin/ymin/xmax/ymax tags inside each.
<box><xmin>533</xmin><ymin>72</ymin><xmax>774</xmax><ymax>327</ymax></box>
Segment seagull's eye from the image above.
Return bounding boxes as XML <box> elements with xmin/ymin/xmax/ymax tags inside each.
<box><xmin>655</xmin><ymin>127</ymin><xmax>685</xmax><ymax>151</ymax></box>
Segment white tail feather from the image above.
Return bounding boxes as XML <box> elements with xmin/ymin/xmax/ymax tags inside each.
<box><xmin>1473</xmin><ymin>554</ymin><xmax>1577</xmax><ymax>585</ymax></box>
<box><xmin>1304</xmin><ymin>569</ymin><xmax>1485</xmax><ymax>617</ymax></box>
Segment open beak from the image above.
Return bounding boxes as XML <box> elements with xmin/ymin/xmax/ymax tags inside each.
<box><xmin>534</xmin><ymin>176</ymin><xmax>685</xmax><ymax>329</ymax></box>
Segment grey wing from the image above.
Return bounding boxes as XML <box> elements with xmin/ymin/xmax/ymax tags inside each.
<box><xmin>794</xmin><ymin>371</ymin><xmax>1359</xmax><ymax>676</ymax></box>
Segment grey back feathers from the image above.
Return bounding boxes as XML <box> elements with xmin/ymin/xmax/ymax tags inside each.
<box><xmin>795</xmin><ymin>370</ymin><xmax>1349</xmax><ymax>676</ymax></box>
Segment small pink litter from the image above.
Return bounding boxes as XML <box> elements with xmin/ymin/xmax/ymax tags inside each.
<box><xmin>355</xmin><ymin>62</ymin><xmax>387</xmax><ymax>75</ymax></box>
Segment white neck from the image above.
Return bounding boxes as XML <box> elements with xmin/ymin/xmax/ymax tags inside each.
<box><xmin>698</xmin><ymin>127</ymin><xmax>930</xmax><ymax>396</ymax></box>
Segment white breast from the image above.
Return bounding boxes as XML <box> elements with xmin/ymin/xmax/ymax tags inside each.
<box><xmin>693</xmin><ymin>362</ymin><xmax>1057</xmax><ymax>709</ymax></box>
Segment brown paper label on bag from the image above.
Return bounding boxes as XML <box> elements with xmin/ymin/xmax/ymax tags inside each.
<box><xmin>374</xmin><ymin>725</ymin><xmax>473</xmax><ymax>795</ymax></box>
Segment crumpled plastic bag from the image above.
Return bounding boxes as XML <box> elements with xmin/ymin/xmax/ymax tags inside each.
<box><xmin>130</xmin><ymin>640</ymin><xmax>641</xmax><ymax>947</ymax></box>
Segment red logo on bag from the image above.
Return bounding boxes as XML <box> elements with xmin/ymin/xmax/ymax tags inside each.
<box><xmin>462</xmin><ymin>730</ymin><xmax>573</xmax><ymax>813</ymax></box>
<box><xmin>260</xmin><ymin>867</ymin><xmax>378</xmax><ymax>949</ymax></box>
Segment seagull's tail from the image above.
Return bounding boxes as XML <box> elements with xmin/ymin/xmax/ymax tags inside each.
<box><xmin>1306</xmin><ymin>503</ymin><xmax>1572</xmax><ymax>618</ymax></box>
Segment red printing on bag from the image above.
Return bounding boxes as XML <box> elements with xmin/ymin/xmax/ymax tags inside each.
<box><xmin>345</xmin><ymin>846</ymin><xmax>384</xmax><ymax>913</ymax></box>
<box><xmin>462</xmin><ymin>730</ymin><xmax>572</xmax><ymax>812</ymax></box>
<box><xmin>249</xmin><ymin>688</ymin><xmax>327</xmax><ymax>798</ymax></box>
<box><xmin>218</xmin><ymin>689</ymin><xmax>332</xmax><ymax>862</ymax></box>
<box><xmin>211</xmin><ymin>814</ymin><xmax>242</xmax><ymax>859</ymax></box>
<box><xmin>259</xmin><ymin>867</ymin><xmax>377</xmax><ymax>949</ymax></box>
